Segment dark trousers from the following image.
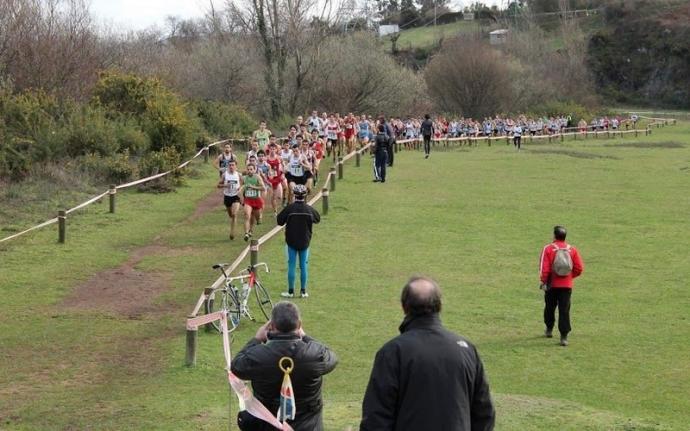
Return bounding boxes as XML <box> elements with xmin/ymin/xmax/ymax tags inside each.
<box><xmin>387</xmin><ymin>138</ymin><xmax>395</xmax><ymax>166</ymax></box>
<box><xmin>423</xmin><ymin>135</ymin><xmax>431</xmax><ymax>155</ymax></box>
<box><xmin>513</xmin><ymin>136</ymin><xmax>521</xmax><ymax>149</ymax></box>
<box><xmin>544</xmin><ymin>288</ymin><xmax>572</xmax><ymax>336</ymax></box>
<box><xmin>374</xmin><ymin>151</ymin><xmax>387</xmax><ymax>181</ymax></box>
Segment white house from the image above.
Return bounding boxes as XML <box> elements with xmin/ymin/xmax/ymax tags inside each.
<box><xmin>378</xmin><ymin>25</ymin><xmax>400</xmax><ymax>37</ymax></box>
<box><xmin>490</xmin><ymin>29</ymin><xmax>509</xmax><ymax>45</ymax></box>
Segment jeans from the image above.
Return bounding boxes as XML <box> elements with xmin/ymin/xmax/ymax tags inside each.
<box><xmin>287</xmin><ymin>245</ymin><xmax>309</xmax><ymax>293</ymax></box>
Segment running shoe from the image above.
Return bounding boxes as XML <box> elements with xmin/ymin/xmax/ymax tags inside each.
<box><xmin>300</xmin><ymin>292</ymin><xmax>309</xmax><ymax>298</ymax></box>
<box><xmin>280</xmin><ymin>292</ymin><xmax>294</xmax><ymax>298</ymax></box>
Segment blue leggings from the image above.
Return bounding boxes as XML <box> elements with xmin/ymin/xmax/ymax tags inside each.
<box><xmin>287</xmin><ymin>246</ymin><xmax>309</xmax><ymax>293</ymax></box>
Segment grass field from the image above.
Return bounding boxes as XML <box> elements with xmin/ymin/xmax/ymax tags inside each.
<box><xmin>1</xmin><ymin>122</ymin><xmax>689</xmax><ymax>430</ymax></box>
<box><xmin>388</xmin><ymin>20</ymin><xmax>480</xmax><ymax>50</ymax></box>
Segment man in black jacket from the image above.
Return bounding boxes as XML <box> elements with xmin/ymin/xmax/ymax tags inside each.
<box><xmin>360</xmin><ymin>276</ymin><xmax>495</xmax><ymax>431</ymax></box>
<box><xmin>277</xmin><ymin>184</ymin><xmax>320</xmax><ymax>298</ymax></box>
<box><xmin>373</xmin><ymin>125</ymin><xmax>388</xmax><ymax>183</ymax></box>
<box><xmin>232</xmin><ymin>301</ymin><xmax>338</xmax><ymax>431</ymax></box>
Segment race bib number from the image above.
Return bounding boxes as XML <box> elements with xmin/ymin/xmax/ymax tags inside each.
<box><xmin>226</xmin><ymin>180</ymin><xmax>239</xmax><ymax>193</ymax></box>
<box><xmin>245</xmin><ymin>187</ymin><xmax>260</xmax><ymax>198</ymax></box>
<box><xmin>327</xmin><ymin>131</ymin><xmax>337</xmax><ymax>140</ymax></box>
<box><xmin>290</xmin><ymin>161</ymin><xmax>304</xmax><ymax>177</ymax></box>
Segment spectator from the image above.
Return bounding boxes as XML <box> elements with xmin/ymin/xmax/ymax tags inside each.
<box><xmin>420</xmin><ymin>114</ymin><xmax>433</xmax><ymax>159</ymax></box>
<box><xmin>232</xmin><ymin>301</ymin><xmax>338</xmax><ymax>431</ymax></box>
<box><xmin>373</xmin><ymin>125</ymin><xmax>388</xmax><ymax>183</ymax></box>
<box><xmin>360</xmin><ymin>276</ymin><xmax>495</xmax><ymax>431</ymax></box>
<box><xmin>539</xmin><ymin>225</ymin><xmax>585</xmax><ymax>346</ymax></box>
<box><xmin>277</xmin><ymin>184</ymin><xmax>320</xmax><ymax>298</ymax></box>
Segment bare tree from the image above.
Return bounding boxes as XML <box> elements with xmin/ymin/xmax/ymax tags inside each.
<box><xmin>425</xmin><ymin>37</ymin><xmax>512</xmax><ymax>118</ymax></box>
<box><xmin>223</xmin><ymin>0</ymin><xmax>353</xmax><ymax>118</ymax></box>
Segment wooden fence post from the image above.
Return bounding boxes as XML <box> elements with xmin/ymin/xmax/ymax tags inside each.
<box><xmin>356</xmin><ymin>151</ymin><xmax>361</xmax><ymax>167</ymax></box>
<box><xmin>250</xmin><ymin>239</ymin><xmax>259</xmax><ymax>267</ymax></box>
<box><xmin>185</xmin><ymin>316</ymin><xmax>197</xmax><ymax>367</ymax></box>
<box><xmin>635</xmin><ymin>129</ymin><xmax>638</xmax><ymax>138</ymax></box>
<box><xmin>322</xmin><ymin>188</ymin><xmax>329</xmax><ymax>215</ymax></box>
<box><xmin>329</xmin><ymin>167</ymin><xmax>336</xmax><ymax>192</ymax></box>
<box><xmin>109</xmin><ymin>185</ymin><xmax>116</xmax><ymax>214</ymax></box>
<box><xmin>560</xmin><ymin>133</ymin><xmax>564</xmax><ymax>142</ymax></box>
<box><xmin>58</xmin><ymin>210</ymin><xmax>66</xmax><ymax>244</ymax></box>
<box><xmin>338</xmin><ymin>157</ymin><xmax>343</xmax><ymax>180</ymax></box>
<box><xmin>204</xmin><ymin>147</ymin><xmax>209</xmax><ymax>163</ymax></box>
<box><xmin>204</xmin><ymin>287</ymin><xmax>214</xmax><ymax>332</ymax></box>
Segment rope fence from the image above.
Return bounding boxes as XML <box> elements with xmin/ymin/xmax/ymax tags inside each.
<box><xmin>0</xmin><ymin>139</ymin><xmax>231</xmax><ymax>245</ymax></box>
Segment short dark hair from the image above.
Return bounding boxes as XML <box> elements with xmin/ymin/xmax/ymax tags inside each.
<box><xmin>554</xmin><ymin>225</ymin><xmax>567</xmax><ymax>241</ymax></box>
<box><xmin>271</xmin><ymin>301</ymin><xmax>300</xmax><ymax>333</ymax></box>
<box><xmin>401</xmin><ymin>275</ymin><xmax>442</xmax><ymax>317</ymax></box>
<box><xmin>425</xmin><ymin>114</ymin><xmax>430</xmax><ymax>120</ymax></box>
<box><xmin>378</xmin><ymin>124</ymin><xmax>386</xmax><ymax>133</ymax></box>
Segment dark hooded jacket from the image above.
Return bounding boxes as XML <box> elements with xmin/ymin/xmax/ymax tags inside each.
<box><xmin>360</xmin><ymin>314</ymin><xmax>495</xmax><ymax>431</ymax></box>
<box><xmin>231</xmin><ymin>333</ymin><xmax>338</xmax><ymax>431</ymax></box>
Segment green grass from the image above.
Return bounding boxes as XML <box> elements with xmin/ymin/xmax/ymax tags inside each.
<box><xmin>389</xmin><ymin>20</ymin><xmax>480</xmax><ymax>50</ymax></box>
<box><xmin>1</xmin><ymin>123</ymin><xmax>690</xmax><ymax>430</ymax></box>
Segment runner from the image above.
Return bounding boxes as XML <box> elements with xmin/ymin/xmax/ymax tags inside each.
<box><xmin>214</xmin><ymin>143</ymin><xmax>237</xmax><ymax>178</ymax></box>
<box><xmin>255</xmin><ymin>150</ymin><xmax>271</xmax><ymax>224</ymax></box>
<box><xmin>343</xmin><ymin>112</ymin><xmax>356</xmax><ymax>154</ymax></box>
<box><xmin>217</xmin><ymin>160</ymin><xmax>242</xmax><ymax>240</ymax></box>
<box><xmin>252</xmin><ymin>121</ymin><xmax>272</xmax><ymax>149</ymax></box>
<box><xmin>285</xmin><ymin>143</ymin><xmax>312</xmax><ymax>203</ymax></box>
<box><xmin>358</xmin><ymin>114</ymin><xmax>371</xmax><ymax>147</ymax></box>
<box><xmin>266</xmin><ymin>144</ymin><xmax>285</xmax><ymax>216</ymax></box>
<box><xmin>307</xmin><ymin>110</ymin><xmax>322</xmax><ymax>134</ymax></box>
<box><xmin>240</xmin><ymin>163</ymin><xmax>265</xmax><ymax>242</ymax></box>
<box><xmin>325</xmin><ymin>114</ymin><xmax>340</xmax><ymax>159</ymax></box>
<box><xmin>310</xmin><ymin>129</ymin><xmax>324</xmax><ymax>183</ymax></box>
<box><xmin>245</xmin><ymin>140</ymin><xmax>260</xmax><ymax>165</ymax></box>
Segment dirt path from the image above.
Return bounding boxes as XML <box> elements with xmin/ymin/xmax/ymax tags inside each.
<box><xmin>61</xmin><ymin>189</ymin><xmax>221</xmax><ymax>318</ymax></box>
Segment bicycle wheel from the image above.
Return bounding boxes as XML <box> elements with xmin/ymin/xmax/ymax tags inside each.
<box><xmin>254</xmin><ymin>280</ymin><xmax>273</xmax><ymax>321</ymax></box>
<box><xmin>205</xmin><ymin>288</ymin><xmax>241</xmax><ymax>333</ymax></box>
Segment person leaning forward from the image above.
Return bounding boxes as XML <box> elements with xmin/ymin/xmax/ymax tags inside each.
<box><xmin>231</xmin><ymin>301</ymin><xmax>337</xmax><ymax>431</ymax></box>
<box><xmin>360</xmin><ymin>276</ymin><xmax>495</xmax><ymax>431</ymax></box>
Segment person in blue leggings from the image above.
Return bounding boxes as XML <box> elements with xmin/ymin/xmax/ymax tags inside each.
<box><xmin>276</xmin><ymin>184</ymin><xmax>320</xmax><ymax>298</ymax></box>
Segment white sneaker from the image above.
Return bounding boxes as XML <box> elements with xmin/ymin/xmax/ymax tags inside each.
<box><xmin>300</xmin><ymin>292</ymin><xmax>309</xmax><ymax>298</ymax></box>
<box><xmin>280</xmin><ymin>292</ymin><xmax>294</xmax><ymax>298</ymax></box>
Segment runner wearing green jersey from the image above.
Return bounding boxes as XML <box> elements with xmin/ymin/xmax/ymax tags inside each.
<box><xmin>253</xmin><ymin>120</ymin><xmax>272</xmax><ymax>150</ymax></box>
<box><xmin>240</xmin><ymin>164</ymin><xmax>265</xmax><ymax>242</ymax></box>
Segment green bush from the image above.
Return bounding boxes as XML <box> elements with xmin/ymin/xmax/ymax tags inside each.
<box><xmin>194</xmin><ymin>101</ymin><xmax>256</xmax><ymax>139</ymax></box>
<box><xmin>527</xmin><ymin>100</ymin><xmax>599</xmax><ymax>125</ymax></box>
<box><xmin>137</xmin><ymin>147</ymin><xmax>184</xmax><ymax>192</ymax></box>
<box><xmin>78</xmin><ymin>150</ymin><xmax>136</xmax><ymax>184</ymax></box>
<box><xmin>114</xmin><ymin>120</ymin><xmax>149</xmax><ymax>156</ymax></box>
<box><xmin>63</xmin><ymin>107</ymin><xmax>120</xmax><ymax>157</ymax></box>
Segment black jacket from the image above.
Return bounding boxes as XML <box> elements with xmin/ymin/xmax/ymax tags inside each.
<box><xmin>231</xmin><ymin>333</ymin><xmax>338</xmax><ymax>431</ymax></box>
<box><xmin>277</xmin><ymin>201</ymin><xmax>320</xmax><ymax>251</ymax></box>
<box><xmin>360</xmin><ymin>314</ymin><xmax>495</xmax><ymax>431</ymax></box>
<box><xmin>374</xmin><ymin>133</ymin><xmax>389</xmax><ymax>153</ymax></box>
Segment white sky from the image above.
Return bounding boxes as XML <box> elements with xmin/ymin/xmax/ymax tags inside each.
<box><xmin>89</xmin><ymin>0</ymin><xmax>502</xmax><ymax>32</ymax></box>
<box><xmin>89</xmin><ymin>0</ymin><xmax>211</xmax><ymax>31</ymax></box>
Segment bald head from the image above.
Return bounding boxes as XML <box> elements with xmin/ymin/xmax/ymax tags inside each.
<box><xmin>401</xmin><ymin>276</ymin><xmax>442</xmax><ymax>317</ymax></box>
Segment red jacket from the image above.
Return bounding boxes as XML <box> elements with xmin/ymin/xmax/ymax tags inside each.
<box><xmin>539</xmin><ymin>240</ymin><xmax>584</xmax><ymax>289</ymax></box>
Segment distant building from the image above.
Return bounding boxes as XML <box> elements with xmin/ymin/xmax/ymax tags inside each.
<box><xmin>464</xmin><ymin>12</ymin><xmax>475</xmax><ymax>20</ymax></box>
<box><xmin>378</xmin><ymin>25</ymin><xmax>400</xmax><ymax>37</ymax></box>
<box><xmin>490</xmin><ymin>29</ymin><xmax>509</xmax><ymax>45</ymax></box>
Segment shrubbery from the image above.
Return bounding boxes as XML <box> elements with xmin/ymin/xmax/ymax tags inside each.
<box><xmin>0</xmin><ymin>71</ymin><xmax>256</xmax><ymax>186</ymax></box>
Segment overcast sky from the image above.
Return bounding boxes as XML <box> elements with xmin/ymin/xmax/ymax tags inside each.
<box><xmin>89</xmin><ymin>0</ymin><xmax>503</xmax><ymax>32</ymax></box>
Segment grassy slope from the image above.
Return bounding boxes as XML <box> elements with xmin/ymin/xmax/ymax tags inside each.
<box><xmin>1</xmin><ymin>123</ymin><xmax>689</xmax><ymax>430</ymax></box>
<box><xmin>390</xmin><ymin>20</ymin><xmax>480</xmax><ymax>50</ymax></box>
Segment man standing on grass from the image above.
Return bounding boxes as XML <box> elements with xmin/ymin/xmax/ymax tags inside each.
<box><xmin>277</xmin><ymin>184</ymin><xmax>320</xmax><ymax>298</ymax></box>
<box><xmin>231</xmin><ymin>301</ymin><xmax>338</xmax><ymax>431</ymax></box>
<box><xmin>420</xmin><ymin>114</ymin><xmax>434</xmax><ymax>159</ymax></box>
<box><xmin>372</xmin><ymin>125</ymin><xmax>388</xmax><ymax>183</ymax></box>
<box><xmin>539</xmin><ymin>225</ymin><xmax>584</xmax><ymax>346</ymax></box>
<box><xmin>360</xmin><ymin>276</ymin><xmax>495</xmax><ymax>431</ymax></box>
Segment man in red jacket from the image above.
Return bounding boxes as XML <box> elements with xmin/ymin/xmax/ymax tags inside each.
<box><xmin>539</xmin><ymin>226</ymin><xmax>584</xmax><ymax>346</ymax></box>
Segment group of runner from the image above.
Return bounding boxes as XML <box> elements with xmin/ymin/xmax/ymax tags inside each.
<box><xmin>214</xmin><ymin>112</ymin><xmax>636</xmax><ymax>239</ymax></box>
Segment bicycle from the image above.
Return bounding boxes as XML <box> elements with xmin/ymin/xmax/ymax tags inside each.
<box><xmin>205</xmin><ymin>262</ymin><xmax>274</xmax><ymax>333</ymax></box>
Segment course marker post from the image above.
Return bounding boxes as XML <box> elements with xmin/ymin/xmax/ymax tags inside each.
<box><xmin>109</xmin><ymin>185</ymin><xmax>116</xmax><ymax>214</ymax></box>
<box><xmin>561</xmin><ymin>133</ymin><xmax>564</xmax><ymax>142</ymax></box>
<box><xmin>58</xmin><ymin>210</ymin><xmax>66</xmax><ymax>244</ymax></box>
<box><xmin>338</xmin><ymin>157</ymin><xmax>343</xmax><ymax>180</ymax></box>
<box><xmin>250</xmin><ymin>239</ymin><xmax>259</xmax><ymax>267</ymax></box>
<box><xmin>203</xmin><ymin>287</ymin><xmax>214</xmax><ymax>332</ymax></box>
<box><xmin>322</xmin><ymin>188</ymin><xmax>329</xmax><ymax>215</ymax></box>
<box><xmin>329</xmin><ymin>167</ymin><xmax>336</xmax><ymax>192</ymax></box>
<box><xmin>355</xmin><ymin>151</ymin><xmax>361</xmax><ymax>167</ymax></box>
<box><xmin>204</xmin><ymin>147</ymin><xmax>209</xmax><ymax>163</ymax></box>
<box><xmin>185</xmin><ymin>315</ymin><xmax>198</xmax><ymax>367</ymax></box>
